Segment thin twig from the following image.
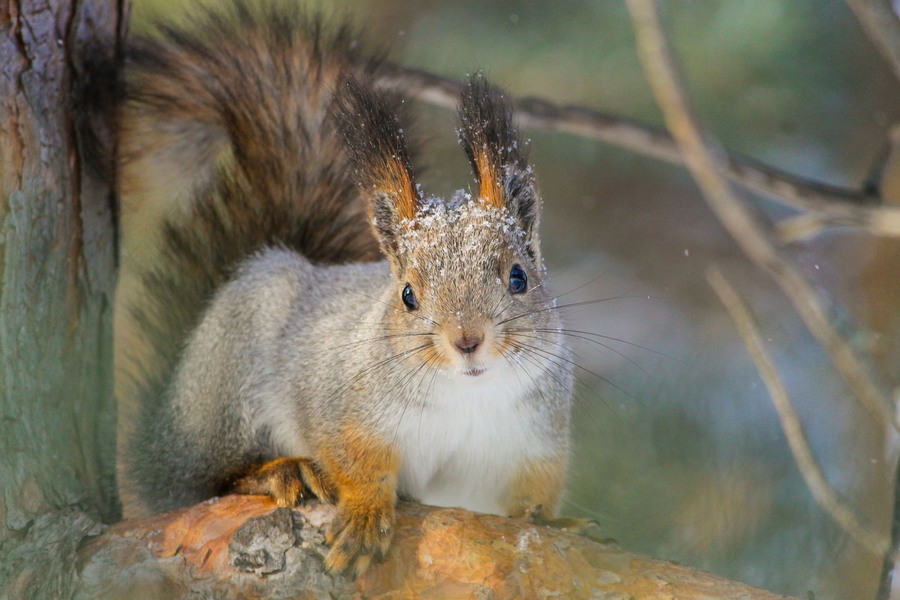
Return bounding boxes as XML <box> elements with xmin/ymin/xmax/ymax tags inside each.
<box><xmin>707</xmin><ymin>265</ymin><xmax>893</xmax><ymax>560</ymax></box>
<box><xmin>624</xmin><ymin>0</ymin><xmax>898</xmax><ymax>433</ymax></box>
<box><xmin>845</xmin><ymin>0</ymin><xmax>900</xmax><ymax>83</ymax></box>
<box><xmin>377</xmin><ymin>65</ymin><xmax>900</xmax><ymax>237</ymax></box>
<box><xmin>775</xmin><ymin>213</ymin><xmax>837</xmax><ymax>244</ymax></box>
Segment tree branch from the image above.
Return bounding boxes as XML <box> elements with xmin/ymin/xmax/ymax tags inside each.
<box><xmin>707</xmin><ymin>265</ymin><xmax>893</xmax><ymax>560</ymax></box>
<box><xmin>377</xmin><ymin>65</ymin><xmax>900</xmax><ymax>237</ymax></box>
<box><xmin>77</xmin><ymin>495</ymin><xmax>799</xmax><ymax>599</ymax></box>
<box><xmin>624</xmin><ymin>0</ymin><xmax>898</xmax><ymax>434</ymax></box>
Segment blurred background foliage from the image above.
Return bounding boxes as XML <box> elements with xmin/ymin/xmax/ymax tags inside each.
<box><xmin>129</xmin><ymin>1</ymin><xmax>900</xmax><ymax>598</ymax></box>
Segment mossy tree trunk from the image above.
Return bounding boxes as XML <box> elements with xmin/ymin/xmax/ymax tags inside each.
<box><xmin>0</xmin><ymin>0</ymin><xmax>123</xmax><ymax>597</ymax></box>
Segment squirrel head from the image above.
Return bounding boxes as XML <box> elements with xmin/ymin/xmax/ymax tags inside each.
<box><xmin>334</xmin><ymin>74</ymin><xmax>558</xmax><ymax>378</ymax></box>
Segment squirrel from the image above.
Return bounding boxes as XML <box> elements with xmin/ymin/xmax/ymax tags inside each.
<box><xmin>114</xmin><ymin>1</ymin><xmax>575</xmax><ymax>576</ymax></box>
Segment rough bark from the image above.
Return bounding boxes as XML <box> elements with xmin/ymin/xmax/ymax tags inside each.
<box><xmin>0</xmin><ymin>0</ymin><xmax>122</xmax><ymax>597</ymax></box>
<box><xmin>78</xmin><ymin>495</ymin><xmax>799</xmax><ymax>599</ymax></box>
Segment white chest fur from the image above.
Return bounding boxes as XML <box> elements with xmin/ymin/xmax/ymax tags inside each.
<box><xmin>391</xmin><ymin>365</ymin><xmax>550</xmax><ymax>516</ymax></box>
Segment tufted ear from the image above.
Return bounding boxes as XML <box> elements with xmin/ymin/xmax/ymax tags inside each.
<box><xmin>458</xmin><ymin>74</ymin><xmax>541</xmax><ymax>262</ymax></box>
<box><xmin>332</xmin><ymin>77</ymin><xmax>420</xmax><ymax>271</ymax></box>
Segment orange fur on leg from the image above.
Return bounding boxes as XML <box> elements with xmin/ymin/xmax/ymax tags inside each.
<box><xmin>318</xmin><ymin>426</ymin><xmax>400</xmax><ymax>576</ymax></box>
<box><xmin>505</xmin><ymin>455</ymin><xmax>567</xmax><ymax>520</ymax></box>
<box><xmin>506</xmin><ymin>456</ymin><xmax>605</xmax><ymax>541</ymax></box>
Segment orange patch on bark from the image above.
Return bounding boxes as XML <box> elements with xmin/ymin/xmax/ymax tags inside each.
<box><xmin>136</xmin><ymin>495</ymin><xmax>280</xmax><ymax>573</ymax></box>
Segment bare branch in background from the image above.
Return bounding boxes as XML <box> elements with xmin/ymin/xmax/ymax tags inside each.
<box><xmin>378</xmin><ymin>65</ymin><xmax>900</xmax><ymax>237</ymax></box>
<box><xmin>775</xmin><ymin>213</ymin><xmax>841</xmax><ymax>244</ymax></box>
<box><xmin>707</xmin><ymin>266</ymin><xmax>893</xmax><ymax>560</ymax></box>
<box><xmin>623</xmin><ymin>0</ymin><xmax>897</xmax><ymax>435</ymax></box>
<box><xmin>845</xmin><ymin>0</ymin><xmax>900</xmax><ymax>83</ymax></box>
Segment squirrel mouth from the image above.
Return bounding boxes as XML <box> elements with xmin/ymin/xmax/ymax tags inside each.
<box><xmin>463</xmin><ymin>368</ymin><xmax>485</xmax><ymax>377</ymax></box>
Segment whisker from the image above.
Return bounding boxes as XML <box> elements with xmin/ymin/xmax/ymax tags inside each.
<box><xmin>497</xmin><ymin>295</ymin><xmax>639</xmax><ymax>326</ymax></box>
<box><xmin>333</xmin><ymin>331</ymin><xmax>436</xmax><ymax>350</ymax></box>
<box><xmin>501</xmin><ymin>348</ymin><xmax>551</xmax><ymax>409</ymax></box>
<box><xmin>530</xmin><ymin>328</ymin><xmax>680</xmax><ymax>362</ymax></box>
<box><xmin>414</xmin><ymin>347</ymin><xmax>445</xmax><ymax>445</ymax></box>
<box><xmin>508</xmin><ymin>339</ymin><xmax>635</xmax><ymax>402</ymax></box>
<box><xmin>328</xmin><ymin>343</ymin><xmax>434</xmax><ymax>413</ymax></box>
<box><xmin>364</xmin><ymin>348</ymin><xmax>433</xmax><ymax>429</ymax></box>
<box><xmin>505</xmin><ymin>329</ymin><xmax>573</xmax><ymax>354</ymax></box>
<box><xmin>505</xmin><ymin>338</ymin><xmax>623</xmax><ymax>424</ymax></box>
<box><xmin>511</xmin><ymin>329</ymin><xmax>650</xmax><ymax>378</ymax></box>
<box><xmin>501</xmin><ymin>338</ymin><xmax>570</xmax><ymax>395</ymax></box>
<box><xmin>346</xmin><ymin>289</ymin><xmax>439</xmax><ymax>327</ymax></box>
<box><xmin>510</xmin><ymin>341</ymin><xmax>624</xmax><ymax>424</ymax></box>
<box><xmin>505</xmin><ymin>329</ymin><xmax>597</xmax><ymax>376</ymax></box>
<box><xmin>550</xmin><ymin>296</ymin><xmax>649</xmax><ymax>312</ymax></box>
<box><xmin>488</xmin><ymin>292</ymin><xmax>513</xmax><ymax>321</ymax></box>
<box><xmin>390</xmin><ymin>350</ymin><xmax>442</xmax><ymax>446</ymax></box>
<box><xmin>549</xmin><ymin>271</ymin><xmax>610</xmax><ymax>302</ymax></box>
<box><xmin>507</xmin><ymin>331</ymin><xmax>600</xmax><ymax>381</ymax></box>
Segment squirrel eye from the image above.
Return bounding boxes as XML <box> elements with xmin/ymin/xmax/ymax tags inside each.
<box><xmin>401</xmin><ymin>283</ymin><xmax>419</xmax><ymax>310</ymax></box>
<box><xmin>508</xmin><ymin>265</ymin><xmax>527</xmax><ymax>294</ymax></box>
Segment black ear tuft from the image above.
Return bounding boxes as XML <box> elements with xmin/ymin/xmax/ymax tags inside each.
<box><xmin>331</xmin><ymin>77</ymin><xmax>420</xmax><ymax>267</ymax></box>
<box><xmin>458</xmin><ymin>74</ymin><xmax>528</xmax><ymax>181</ymax></box>
<box><xmin>458</xmin><ymin>73</ymin><xmax>540</xmax><ymax>259</ymax></box>
<box><xmin>331</xmin><ymin>77</ymin><xmax>416</xmax><ymax>192</ymax></box>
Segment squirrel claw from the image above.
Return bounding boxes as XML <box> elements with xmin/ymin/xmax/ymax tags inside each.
<box><xmin>233</xmin><ymin>457</ymin><xmax>336</xmax><ymax>506</ymax></box>
<box><xmin>528</xmin><ymin>512</ymin><xmax>609</xmax><ymax>544</ymax></box>
<box><xmin>325</xmin><ymin>504</ymin><xmax>394</xmax><ymax>577</ymax></box>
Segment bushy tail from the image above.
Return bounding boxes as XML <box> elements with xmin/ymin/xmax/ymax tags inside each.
<box><xmin>115</xmin><ymin>3</ymin><xmax>385</xmax><ymax>472</ymax></box>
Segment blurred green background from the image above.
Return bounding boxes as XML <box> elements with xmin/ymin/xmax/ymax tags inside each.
<box><xmin>129</xmin><ymin>1</ymin><xmax>900</xmax><ymax>598</ymax></box>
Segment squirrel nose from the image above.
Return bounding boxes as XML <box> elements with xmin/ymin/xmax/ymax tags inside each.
<box><xmin>454</xmin><ymin>334</ymin><xmax>483</xmax><ymax>355</ymax></box>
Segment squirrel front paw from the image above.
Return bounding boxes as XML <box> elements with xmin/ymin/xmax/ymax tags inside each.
<box><xmin>325</xmin><ymin>500</ymin><xmax>394</xmax><ymax>577</ymax></box>
<box><xmin>233</xmin><ymin>457</ymin><xmax>336</xmax><ymax>506</ymax></box>
<box><xmin>524</xmin><ymin>507</ymin><xmax>608</xmax><ymax>544</ymax></box>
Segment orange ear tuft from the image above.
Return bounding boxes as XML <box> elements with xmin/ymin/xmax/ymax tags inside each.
<box><xmin>474</xmin><ymin>152</ymin><xmax>505</xmax><ymax>210</ymax></box>
<box><xmin>458</xmin><ymin>75</ymin><xmax>542</xmax><ymax>262</ymax></box>
<box><xmin>382</xmin><ymin>158</ymin><xmax>420</xmax><ymax>221</ymax></box>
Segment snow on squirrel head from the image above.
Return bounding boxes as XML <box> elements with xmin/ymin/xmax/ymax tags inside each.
<box><xmin>334</xmin><ymin>73</ymin><xmax>557</xmax><ymax>378</ymax></box>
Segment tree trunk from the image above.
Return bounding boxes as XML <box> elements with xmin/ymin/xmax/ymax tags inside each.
<box><xmin>0</xmin><ymin>0</ymin><xmax>123</xmax><ymax>597</ymax></box>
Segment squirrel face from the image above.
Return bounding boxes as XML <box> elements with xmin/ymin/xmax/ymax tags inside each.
<box><xmin>388</xmin><ymin>194</ymin><xmax>555</xmax><ymax>378</ymax></box>
<box><xmin>333</xmin><ymin>74</ymin><xmax>557</xmax><ymax>379</ymax></box>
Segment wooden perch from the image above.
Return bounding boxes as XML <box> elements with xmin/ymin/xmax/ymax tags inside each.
<box><xmin>76</xmin><ymin>495</ymin><xmax>797</xmax><ymax>599</ymax></box>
